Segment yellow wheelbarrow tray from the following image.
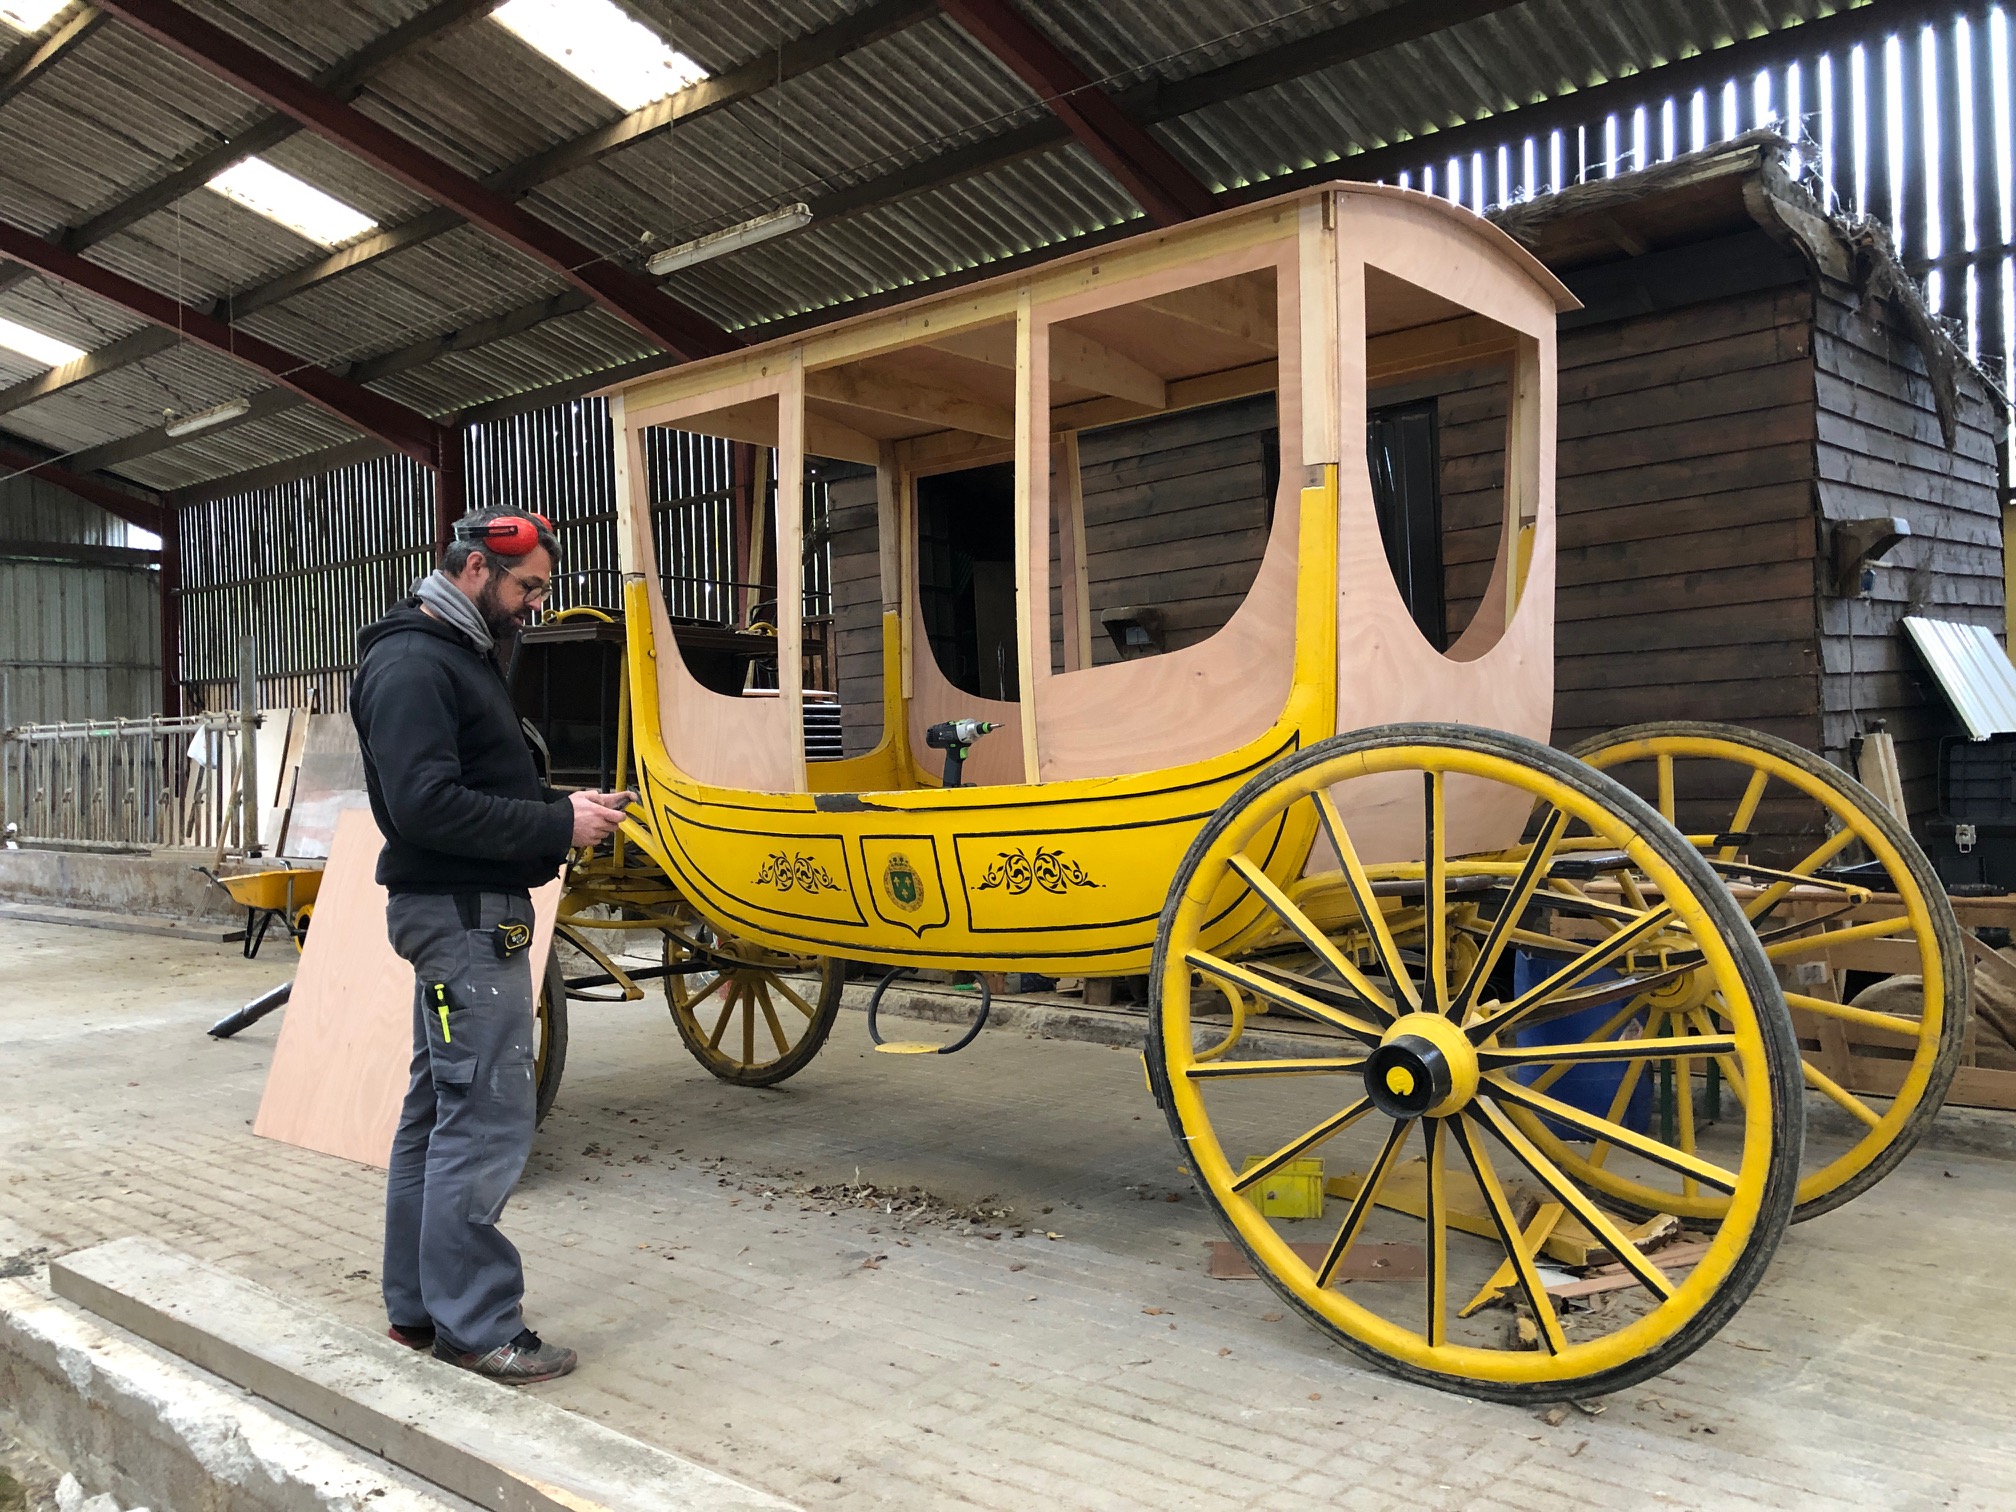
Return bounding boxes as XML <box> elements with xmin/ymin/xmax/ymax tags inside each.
<box><xmin>198</xmin><ymin>864</ymin><xmax>323</xmax><ymax>959</ymax></box>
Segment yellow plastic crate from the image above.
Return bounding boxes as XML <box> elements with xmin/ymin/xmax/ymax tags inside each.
<box><xmin>1239</xmin><ymin>1156</ymin><xmax>1325</xmax><ymax>1219</ymax></box>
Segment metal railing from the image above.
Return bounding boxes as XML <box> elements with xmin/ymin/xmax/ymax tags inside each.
<box><xmin>1</xmin><ymin>712</ymin><xmax>250</xmax><ymax>853</ymax></box>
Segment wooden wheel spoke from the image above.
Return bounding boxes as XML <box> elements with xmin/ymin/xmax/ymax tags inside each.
<box><xmin>1722</xmin><ymin>768</ymin><xmax>1770</xmax><ymax>860</ymax></box>
<box><xmin>705</xmin><ymin>985</ymin><xmax>738</xmax><ymax>1051</ymax></box>
<box><xmin>1480</xmin><ymin>1034</ymin><xmax>1738</xmax><ymax>1070</ymax></box>
<box><xmin>1230</xmin><ymin>854</ymin><xmax>1398</xmax><ymax>1022</ymax></box>
<box><xmin>770</xmin><ymin>975</ymin><xmax>820</xmax><ymax>1021</ymax></box>
<box><xmin>1586</xmin><ymin>1056</ymin><xmax>1651</xmax><ymax>1170</ymax></box>
<box><xmin>1483</xmin><ymin>1073</ymin><xmax>1740</xmax><ymax>1192</ymax></box>
<box><xmin>1783</xmin><ymin>990</ymin><xmax>1923</xmax><ymax>1040</ymax></box>
<box><xmin>1454</xmin><ymin>808</ymin><xmax>1569</xmax><ymax>1018</ymax></box>
<box><xmin>1186</xmin><ymin>949</ymin><xmax>1386</xmax><ymax>1044</ymax></box>
<box><xmin>1423</xmin><ymin>1117</ymin><xmax>1450</xmax><ymax>1348</ymax></box>
<box><xmin>1763</xmin><ymin>916</ymin><xmax>1916</xmax><ymax>964</ymax></box>
<box><xmin>1451</xmin><ymin>1115</ymin><xmax>1566</xmax><ymax>1354</ymax></box>
<box><xmin>740</xmin><ymin>982</ymin><xmax>756</xmax><ymax>1066</ymax></box>
<box><xmin>1230</xmin><ymin>1097</ymin><xmax>1375</xmax><ymax>1194</ymax></box>
<box><xmin>1465</xmin><ymin>904</ymin><xmax>1676</xmax><ymax>1043</ymax></box>
<box><xmin>1315</xmin><ymin>1118</ymin><xmax>1410</xmax><ymax>1288</ymax></box>
<box><xmin>1526</xmin><ymin>999</ymin><xmax>1647</xmax><ymax>1094</ymax></box>
<box><xmin>1312</xmin><ymin>791</ymin><xmax>1421</xmax><ymax>1013</ymax></box>
<box><xmin>1422</xmin><ymin>774</ymin><xmax>1448</xmax><ymax>1012</ymax></box>
<box><xmin>1802</xmin><ymin>1057</ymin><xmax>1883</xmax><ymax>1128</ymax></box>
<box><xmin>1185</xmin><ymin>1055</ymin><xmax>1368</xmax><ymax>1081</ymax></box>
<box><xmin>1743</xmin><ymin>827</ymin><xmax>1858</xmax><ymax>920</ymax></box>
<box><xmin>1655</xmin><ymin>753</ymin><xmax>1676</xmax><ymax>824</ymax></box>
<box><xmin>1470</xmin><ymin>1100</ymin><xmax>1677</xmax><ymax>1302</ymax></box>
<box><xmin>756</xmin><ymin>984</ymin><xmax>791</xmax><ymax>1057</ymax></box>
<box><xmin>1688</xmin><ymin>1007</ymin><xmax>1749</xmax><ymax>1110</ymax></box>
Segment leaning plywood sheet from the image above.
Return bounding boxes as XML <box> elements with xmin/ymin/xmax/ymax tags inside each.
<box><xmin>255</xmin><ymin>807</ymin><xmax>561</xmax><ymax>1168</ymax></box>
<box><xmin>280</xmin><ymin>713</ymin><xmax>369</xmax><ymax>860</ymax></box>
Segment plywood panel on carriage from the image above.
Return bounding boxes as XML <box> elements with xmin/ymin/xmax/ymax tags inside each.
<box><xmin>254</xmin><ymin>807</ymin><xmax>561</xmax><ymax>1170</ymax></box>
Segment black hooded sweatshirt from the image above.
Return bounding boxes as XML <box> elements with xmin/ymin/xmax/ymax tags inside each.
<box><xmin>350</xmin><ymin>600</ymin><xmax>574</xmax><ymax>894</ymax></box>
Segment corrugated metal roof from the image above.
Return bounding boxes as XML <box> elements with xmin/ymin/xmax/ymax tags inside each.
<box><xmin>1904</xmin><ymin>618</ymin><xmax>2016</xmax><ymax>741</ymax></box>
<box><xmin>0</xmin><ymin>0</ymin><xmax>1863</xmax><ymax>495</ymax></box>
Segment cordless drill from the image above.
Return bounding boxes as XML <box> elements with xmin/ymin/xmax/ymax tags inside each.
<box><xmin>925</xmin><ymin>718</ymin><xmax>998</xmax><ymax>788</ymax></box>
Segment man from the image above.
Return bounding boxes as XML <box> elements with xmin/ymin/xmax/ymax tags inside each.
<box><xmin>351</xmin><ymin>505</ymin><xmax>630</xmax><ymax>1384</ymax></box>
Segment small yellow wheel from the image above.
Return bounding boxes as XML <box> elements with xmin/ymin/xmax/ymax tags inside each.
<box><xmin>290</xmin><ymin>903</ymin><xmax>314</xmax><ymax>955</ymax></box>
<box><xmin>1574</xmin><ymin>722</ymin><xmax>1967</xmax><ymax>1221</ymax></box>
<box><xmin>1149</xmin><ymin>724</ymin><xmax>1802</xmax><ymax>1403</ymax></box>
<box><xmin>664</xmin><ymin>908</ymin><xmax>842</xmax><ymax>1086</ymax></box>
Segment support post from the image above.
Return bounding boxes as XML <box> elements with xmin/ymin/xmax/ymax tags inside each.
<box><xmin>434</xmin><ymin>420</ymin><xmax>466</xmax><ymax>561</ymax></box>
<box><xmin>238</xmin><ymin>637</ymin><xmax>259</xmax><ymax>857</ymax></box>
<box><xmin>158</xmin><ymin>505</ymin><xmax>182</xmax><ymax>718</ymax></box>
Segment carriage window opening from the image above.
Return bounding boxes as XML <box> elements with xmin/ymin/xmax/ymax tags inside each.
<box><xmin>916</xmin><ymin>462</ymin><xmax>1018</xmax><ymax>701</ymax></box>
<box><xmin>1363</xmin><ymin>267</ymin><xmax>1515</xmax><ymax>656</ymax></box>
<box><xmin>1367</xmin><ymin>398</ymin><xmax>1445</xmax><ymax>649</ymax></box>
<box><xmin>1045</xmin><ymin>262</ymin><xmax>1283</xmax><ymax>676</ymax></box>
<box><xmin>816</xmin><ymin>456</ymin><xmax>888</xmax><ymax>760</ymax></box>
<box><xmin>639</xmin><ymin>399</ymin><xmax>834</xmax><ymax>764</ymax></box>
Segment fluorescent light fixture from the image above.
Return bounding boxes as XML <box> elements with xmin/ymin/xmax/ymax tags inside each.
<box><xmin>0</xmin><ymin>314</ymin><xmax>83</xmax><ymax>368</ymax></box>
<box><xmin>647</xmin><ymin>204</ymin><xmax>814</xmax><ymax>276</ymax></box>
<box><xmin>207</xmin><ymin>158</ymin><xmax>377</xmax><ymax>247</ymax></box>
<box><xmin>164</xmin><ymin>397</ymin><xmax>251</xmax><ymax>438</ymax></box>
<box><xmin>494</xmin><ymin>0</ymin><xmax>707</xmax><ymax>112</ymax></box>
<box><xmin>0</xmin><ymin>2</ymin><xmax>71</xmax><ymax>33</ymax></box>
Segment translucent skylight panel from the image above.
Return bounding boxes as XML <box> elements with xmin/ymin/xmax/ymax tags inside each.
<box><xmin>207</xmin><ymin>158</ymin><xmax>377</xmax><ymax>247</ymax></box>
<box><xmin>0</xmin><ymin>315</ymin><xmax>83</xmax><ymax>368</ymax></box>
<box><xmin>493</xmin><ymin>0</ymin><xmax>707</xmax><ymax>112</ymax></box>
<box><xmin>0</xmin><ymin>2</ymin><xmax>72</xmax><ymax>33</ymax></box>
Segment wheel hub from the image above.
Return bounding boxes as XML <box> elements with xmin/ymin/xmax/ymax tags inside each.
<box><xmin>1364</xmin><ymin>1012</ymin><xmax>1479</xmax><ymax>1119</ymax></box>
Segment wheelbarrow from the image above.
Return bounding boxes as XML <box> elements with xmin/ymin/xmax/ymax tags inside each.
<box><xmin>197</xmin><ymin>864</ymin><xmax>323</xmax><ymax>959</ymax></box>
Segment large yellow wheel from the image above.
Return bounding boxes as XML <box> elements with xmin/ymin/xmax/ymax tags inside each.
<box><xmin>1574</xmin><ymin>722</ymin><xmax>1967</xmax><ymax>1221</ymax></box>
<box><xmin>664</xmin><ymin>908</ymin><xmax>843</xmax><ymax>1086</ymax></box>
<box><xmin>1149</xmin><ymin>724</ymin><xmax>1802</xmax><ymax>1403</ymax></box>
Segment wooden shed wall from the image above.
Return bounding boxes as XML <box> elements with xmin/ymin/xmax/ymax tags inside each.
<box><xmin>1811</xmin><ymin>276</ymin><xmax>2004</xmax><ymax>822</ymax></box>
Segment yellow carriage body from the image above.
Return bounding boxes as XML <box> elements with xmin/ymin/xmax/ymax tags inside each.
<box><xmin>605</xmin><ymin>184</ymin><xmax>1576</xmax><ymax>975</ymax></box>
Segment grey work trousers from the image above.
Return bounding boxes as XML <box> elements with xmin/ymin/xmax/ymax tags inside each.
<box><xmin>381</xmin><ymin>889</ymin><xmax>537</xmax><ymax>1355</ymax></box>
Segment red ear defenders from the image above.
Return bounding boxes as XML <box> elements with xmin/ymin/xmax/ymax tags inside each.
<box><xmin>453</xmin><ymin>512</ymin><xmax>552</xmax><ymax>557</ymax></box>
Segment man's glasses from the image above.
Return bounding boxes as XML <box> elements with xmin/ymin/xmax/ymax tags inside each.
<box><xmin>499</xmin><ymin>567</ymin><xmax>550</xmax><ymax>601</ymax></box>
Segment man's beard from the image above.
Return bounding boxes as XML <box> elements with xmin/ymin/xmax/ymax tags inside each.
<box><xmin>475</xmin><ymin>572</ymin><xmax>528</xmax><ymax>644</ymax></box>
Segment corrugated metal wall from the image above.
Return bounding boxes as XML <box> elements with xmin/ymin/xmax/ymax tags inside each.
<box><xmin>0</xmin><ymin>473</ymin><xmax>160</xmax><ymax>726</ymax></box>
<box><xmin>177</xmin><ymin>398</ymin><xmax>834</xmax><ymax>711</ymax></box>
<box><xmin>1393</xmin><ymin>9</ymin><xmax>2014</xmax><ymax>399</ymax></box>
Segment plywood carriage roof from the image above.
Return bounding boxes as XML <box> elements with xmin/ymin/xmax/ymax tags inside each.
<box><xmin>0</xmin><ymin>0</ymin><xmax>1848</xmax><ymax>505</ymax></box>
<box><xmin>608</xmin><ymin>180</ymin><xmax>1579</xmax><ymax>438</ymax></box>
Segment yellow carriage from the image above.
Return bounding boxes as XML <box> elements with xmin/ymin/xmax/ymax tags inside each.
<box><xmin>542</xmin><ymin>182</ymin><xmax>1963</xmax><ymax>1402</ymax></box>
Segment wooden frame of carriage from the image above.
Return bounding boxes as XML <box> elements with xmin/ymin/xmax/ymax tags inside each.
<box><xmin>524</xmin><ymin>184</ymin><xmax>1965</xmax><ymax>1402</ymax></box>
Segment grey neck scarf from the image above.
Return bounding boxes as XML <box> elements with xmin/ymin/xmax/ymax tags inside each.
<box><xmin>414</xmin><ymin>569</ymin><xmax>495</xmax><ymax>654</ymax></box>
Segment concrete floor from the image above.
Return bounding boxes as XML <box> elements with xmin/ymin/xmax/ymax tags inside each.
<box><xmin>3</xmin><ymin>918</ymin><xmax>2015</xmax><ymax>1510</ymax></box>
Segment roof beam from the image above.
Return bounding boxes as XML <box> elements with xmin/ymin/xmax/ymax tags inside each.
<box><xmin>808</xmin><ymin>0</ymin><xmax>1531</xmax><ymax>227</ymax></box>
<box><xmin>0</xmin><ymin>216</ymin><xmax>442</xmax><ymax>463</ymax></box>
<box><xmin>0</xmin><ymin>440</ymin><xmax>163</xmax><ymax>531</ymax></box>
<box><xmin>934</xmin><ymin>0</ymin><xmax>1212</xmax><ymax>225</ymax></box>
<box><xmin>0</xmin><ymin>0</ymin><xmax>932</xmax><ymax>412</ymax></box>
<box><xmin>0</xmin><ymin>3</ymin><xmax>106</xmax><ymax>109</ymax></box>
<box><xmin>0</xmin><ymin>0</ymin><xmax>500</xmax><ymax>304</ymax></box>
<box><xmin>96</xmin><ymin>0</ymin><xmax>739</xmax><ymax>361</ymax></box>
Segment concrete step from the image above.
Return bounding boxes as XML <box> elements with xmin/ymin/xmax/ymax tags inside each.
<box><xmin>0</xmin><ymin>902</ymin><xmax>241</xmax><ymax>944</ymax></box>
<box><xmin>0</xmin><ymin>1261</ymin><xmax>475</xmax><ymax>1511</ymax></box>
<box><xmin>49</xmin><ymin>1238</ymin><xmax>800</xmax><ymax>1512</ymax></box>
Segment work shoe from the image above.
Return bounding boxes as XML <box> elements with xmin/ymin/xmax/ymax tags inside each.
<box><xmin>433</xmin><ymin>1328</ymin><xmax>577</xmax><ymax>1384</ymax></box>
<box><xmin>386</xmin><ymin>1322</ymin><xmax>435</xmax><ymax>1350</ymax></box>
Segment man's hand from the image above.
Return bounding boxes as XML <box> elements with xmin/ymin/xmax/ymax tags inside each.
<box><xmin>569</xmin><ymin>790</ymin><xmax>637</xmax><ymax>847</ymax></box>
